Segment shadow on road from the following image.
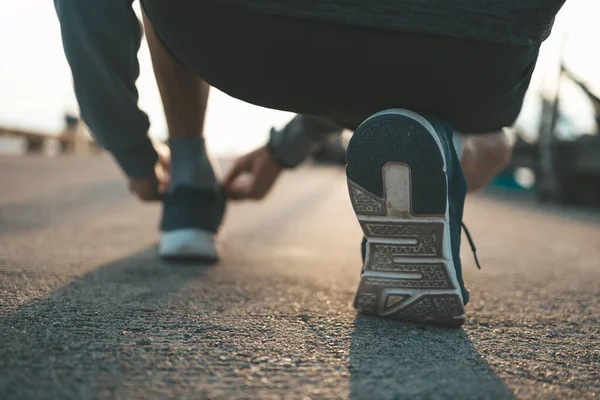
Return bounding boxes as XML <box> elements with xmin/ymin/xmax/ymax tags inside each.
<box><xmin>348</xmin><ymin>315</ymin><xmax>515</xmax><ymax>400</ymax></box>
<box><xmin>0</xmin><ymin>246</ymin><xmax>215</xmax><ymax>399</ymax></box>
<box><xmin>0</xmin><ymin>179</ymin><xmax>128</xmax><ymax>237</ymax></box>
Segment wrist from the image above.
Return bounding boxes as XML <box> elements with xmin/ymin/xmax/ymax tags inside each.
<box><xmin>267</xmin><ymin>128</ymin><xmax>297</xmax><ymax>169</ymax></box>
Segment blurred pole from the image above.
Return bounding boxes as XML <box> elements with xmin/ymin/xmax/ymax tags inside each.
<box><xmin>537</xmin><ymin>34</ymin><xmax>566</xmax><ymax>201</ymax></box>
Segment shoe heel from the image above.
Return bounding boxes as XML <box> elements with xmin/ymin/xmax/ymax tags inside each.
<box><xmin>347</xmin><ymin>109</ymin><xmax>465</xmax><ymax>326</ymax></box>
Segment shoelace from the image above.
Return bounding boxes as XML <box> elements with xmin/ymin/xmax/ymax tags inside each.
<box><xmin>461</xmin><ymin>222</ymin><xmax>481</xmax><ymax>270</ymax></box>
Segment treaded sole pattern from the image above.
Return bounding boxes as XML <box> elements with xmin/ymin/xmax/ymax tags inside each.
<box><xmin>346</xmin><ymin>110</ymin><xmax>465</xmax><ymax>327</ymax></box>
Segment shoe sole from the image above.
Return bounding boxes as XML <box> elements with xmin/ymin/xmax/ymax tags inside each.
<box><xmin>346</xmin><ymin>109</ymin><xmax>465</xmax><ymax>327</ymax></box>
<box><xmin>159</xmin><ymin>228</ymin><xmax>219</xmax><ymax>262</ymax></box>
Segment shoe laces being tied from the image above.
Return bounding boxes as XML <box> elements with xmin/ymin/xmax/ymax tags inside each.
<box><xmin>461</xmin><ymin>222</ymin><xmax>481</xmax><ymax>270</ymax></box>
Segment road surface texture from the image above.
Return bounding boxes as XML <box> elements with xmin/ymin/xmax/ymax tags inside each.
<box><xmin>0</xmin><ymin>155</ymin><xmax>598</xmax><ymax>399</ymax></box>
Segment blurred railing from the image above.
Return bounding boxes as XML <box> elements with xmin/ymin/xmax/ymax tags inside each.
<box><xmin>0</xmin><ymin>115</ymin><xmax>100</xmax><ymax>156</ymax></box>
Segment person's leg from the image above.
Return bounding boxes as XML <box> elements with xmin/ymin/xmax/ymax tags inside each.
<box><xmin>142</xmin><ymin>0</ymin><xmax>534</xmax><ymax>192</ymax></box>
<box><xmin>141</xmin><ymin>0</ymin><xmax>537</xmax><ymax>321</ymax></box>
<box><xmin>460</xmin><ymin>131</ymin><xmax>512</xmax><ymax>192</ymax></box>
<box><xmin>142</xmin><ymin>13</ymin><xmax>224</xmax><ymax>260</ymax></box>
<box><xmin>142</xmin><ymin>12</ymin><xmax>218</xmax><ymax>192</ymax></box>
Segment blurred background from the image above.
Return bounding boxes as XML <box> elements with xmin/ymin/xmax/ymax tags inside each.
<box><xmin>1</xmin><ymin>0</ymin><xmax>599</xmax><ymax>205</ymax></box>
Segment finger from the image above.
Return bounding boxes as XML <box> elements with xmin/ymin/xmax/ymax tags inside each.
<box><xmin>131</xmin><ymin>185</ymin><xmax>163</xmax><ymax>201</ymax></box>
<box><xmin>155</xmin><ymin>163</ymin><xmax>170</xmax><ymax>194</ymax></box>
<box><xmin>154</xmin><ymin>142</ymin><xmax>171</xmax><ymax>173</ymax></box>
<box><xmin>129</xmin><ymin>180</ymin><xmax>164</xmax><ymax>202</ymax></box>
<box><xmin>154</xmin><ymin>141</ymin><xmax>171</xmax><ymax>158</ymax></box>
<box><xmin>135</xmin><ymin>190</ymin><xmax>164</xmax><ymax>202</ymax></box>
<box><xmin>225</xmin><ymin>190</ymin><xmax>250</xmax><ymax>201</ymax></box>
<box><xmin>147</xmin><ymin>192</ymin><xmax>165</xmax><ymax>201</ymax></box>
<box><xmin>247</xmin><ymin>178</ymin><xmax>273</xmax><ymax>200</ymax></box>
<box><xmin>224</xmin><ymin>157</ymin><xmax>252</xmax><ymax>185</ymax></box>
<box><xmin>247</xmin><ymin>157</ymin><xmax>282</xmax><ymax>200</ymax></box>
<box><xmin>225</xmin><ymin>179</ymin><xmax>253</xmax><ymax>200</ymax></box>
<box><xmin>157</xmin><ymin>178</ymin><xmax>170</xmax><ymax>195</ymax></box>
<box><xmin>158</xmin><ymin>158</ymin><xmax>171</xmax><ymax>177</ymax></box>
<box><xmin>159</xmin><ymin>157</ymin><xmax>171</xmax><ymax>173</ymax></box>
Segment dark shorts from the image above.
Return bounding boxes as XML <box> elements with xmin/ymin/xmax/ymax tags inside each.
<box><xmin>142</xmin><ymin>0</ymin><xmax>540</xmax><ymax>132</ymax></box>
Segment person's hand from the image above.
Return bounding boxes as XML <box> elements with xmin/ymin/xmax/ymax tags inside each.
<box><xmin>224</xmin><ymin>145</ymin><xmax>282</xmax><ymax>200</ymax></box>
<box><xmin>128</xmin><ymin>142</ymin><xmax>171</xmax><ymax>201</ymax></box>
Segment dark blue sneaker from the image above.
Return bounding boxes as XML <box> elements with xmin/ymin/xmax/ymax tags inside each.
<box><xmin>346</xmin><ymin>109</ymin><xmax>470</xmax><ymax>327</ymax></box>
<box><xmin>159</xmin><ymin>186</ymin><xmax>226</xmax><ymax>261</ymax></box>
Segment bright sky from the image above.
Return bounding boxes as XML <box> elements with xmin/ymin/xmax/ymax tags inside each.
<box><xmin>0</xmin><ymin>1</ymin><xmax>598</xmax><ymax>154</ymax></box>
<box><xmin>516</xmin><ymin>0</ymin><xmax>600</xmax><ymax>138</ymax></box>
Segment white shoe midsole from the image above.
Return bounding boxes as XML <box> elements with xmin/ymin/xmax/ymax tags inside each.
<box><xmin>159</xmin><ymin>228</ymin><xmax>217</xmax><ymax>258</ymax></box>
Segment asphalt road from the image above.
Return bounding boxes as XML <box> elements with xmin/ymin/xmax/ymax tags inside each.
<box><xmin>0</xmin><ymin>155</ymin><xmax>598</xmax><ymax>399</ymax></box>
